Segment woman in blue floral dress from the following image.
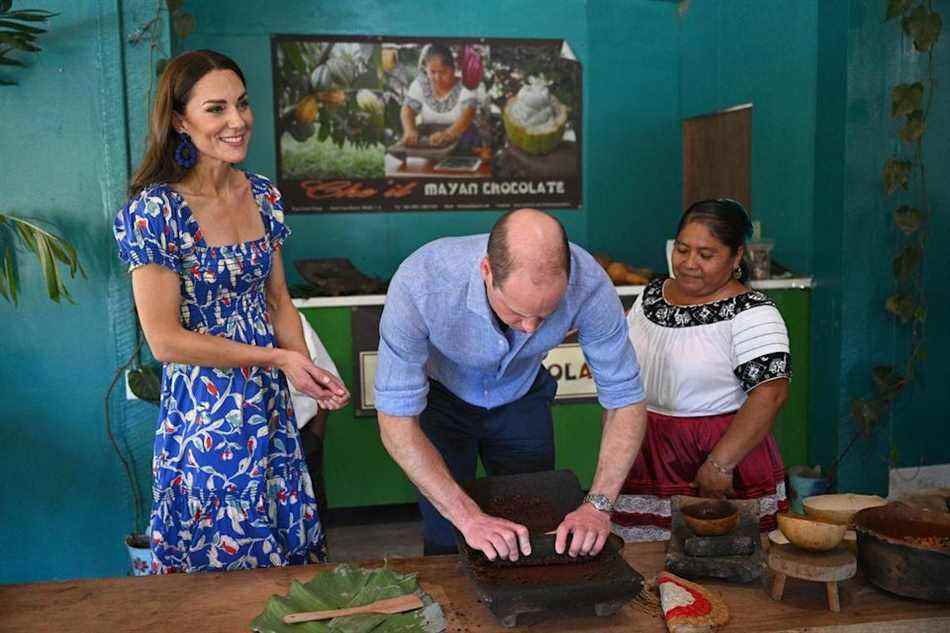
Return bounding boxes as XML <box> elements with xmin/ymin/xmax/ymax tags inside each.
<box><xmin>113</xmin><ymin>50</ymin><xmax>350</xmax><ymax>573</ymax></box>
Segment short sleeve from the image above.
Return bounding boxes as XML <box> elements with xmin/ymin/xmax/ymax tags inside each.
<box><xmin>731</xmin><ymin>304</ymin><xmax>792</xmax><ymax>391</ymax></box>
<box><xmin>459</xmin><ymin>85</ymin><xmax>479</xmax><ymax>110</ymax></box>
<box><xmin>113</xmin><ymin>187</ymin><xmax>181</xmax><ymax>272</ymax></box>
<box><xmin>251</xmin><ymin>174</ymin><xmax>291</xmax><ymax>250</ymax></box>
<box><xmin>404</xmin><ymin>76</ymin><xmax>424</xmax><ymax>112</ymax></box>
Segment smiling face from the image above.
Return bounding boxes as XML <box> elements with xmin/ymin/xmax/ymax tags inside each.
<box><xmin>671</xmin><ymin>220</ymin><xmax>743</xmax><ymax>298</ymax></box>
<box><xmin>481</xmin><ymin>257</ymin><xmax>566</xmax><ymax>334</ymax></box>
<box><xmin>174</xmin><ymin>69</ymin><xmax>252</xmax><ymax>166</ymax></box>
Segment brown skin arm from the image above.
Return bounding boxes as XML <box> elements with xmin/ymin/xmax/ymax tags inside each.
<box><xmin>429</xmin><ymin>105</ymin><xmax>476</xmax><ymax>146</ymax></box>
<box><xmin>400</xmin><ymin>104</ymin><xmax>419</xmax><ymax>145</ymax></box>
<box><xmin>692</xmin><ymin>378</ymin><xmax>789</xmax><ymax>498</ymax></box>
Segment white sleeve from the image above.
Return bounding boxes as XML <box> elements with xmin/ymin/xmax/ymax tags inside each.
<box><xmin>731</xmin><ymin>304</ymin><xmax>789</xmax><ymax>366</ymax></box>
<box><xmin>731</xmin><ymin>304</ymin><xmax>792</xmax><ymax>391</ymax></box>
<box><xmin>405</xmin><ymin>77</ymin><xmax>424</xmax><ymax>110</ymax></box>
<box><xmin>625</xmin><ymin>292</ymin><xmax>643</xmax><ymax>344</ymax></box>
<box><xmin>459</xmin><ymin>84</ymin><xmax>479</xmax><ymax>109</ymax></box>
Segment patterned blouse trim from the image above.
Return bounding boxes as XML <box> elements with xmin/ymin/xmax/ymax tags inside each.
<box><xmin>734</xmin><ymin>351</ymin><xmax>792</xmax><ymax>392</ymax></box>
<box><xmin>641</xmin><ymin>277</ymin><xmax>776</xmax><ymax>328</ymax></box>
<box><xmin>417</xmin><ymin>74</ymin><xmax>462</xmax><ymax>113</ymax></box>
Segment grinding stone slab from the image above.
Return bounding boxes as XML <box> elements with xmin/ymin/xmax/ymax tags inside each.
<box><xmin>666</xmin><ymin>495</ymin><xmax>765</xmax><ymax>583</ymax></box>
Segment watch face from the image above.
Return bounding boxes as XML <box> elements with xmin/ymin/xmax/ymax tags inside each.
<box><xmin>586</xmin><ymin>494</ymin><xmax>612</xmax><ymax>512</ymax></box>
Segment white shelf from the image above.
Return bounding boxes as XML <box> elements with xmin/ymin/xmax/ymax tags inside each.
<box><xmin>293</xmin><ymin>277</ymin><xmax>814</xmax><ymax>309</ymax></box>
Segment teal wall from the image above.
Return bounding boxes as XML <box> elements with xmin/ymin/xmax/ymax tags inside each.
<box><xmin>2</xmin><ymin>0</ymin><xmax>946</xmax><ymax>585</ymax></box>
<box><xmin>0</xmin><ymin>0</ymin><xmax>162</xmax><ymax>584</ymax></box>
<box><xmin>677</xmin><ymin>0</ymin><xmax>818</xmax><ymax>276</ymax></box>
<box><xmin>585</xmin><ymin>1</ymin><xmax>681</xmax><ymax>272</ymax></box>
<box><xmin>810</xmin><ymin>0</ymin><xmax>950</xmax><ymax>493</ymax></box>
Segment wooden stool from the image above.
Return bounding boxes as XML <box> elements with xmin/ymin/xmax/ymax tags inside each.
<box><xmin>767</xmin><ymin>544</ymin><xmax>856</xmax><ymax>612</ymax></box>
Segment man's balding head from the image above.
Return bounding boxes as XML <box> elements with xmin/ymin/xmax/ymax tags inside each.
<box><xmin>486</xmin><ymin>208</ymin><xmax>570</xmax><ymax>288</ymax></box>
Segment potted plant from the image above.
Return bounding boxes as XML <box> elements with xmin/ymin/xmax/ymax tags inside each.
<box><xmin>104</xmin><ymin>327</ymin><xmax>162</xmax><ymax>576</ymax></box>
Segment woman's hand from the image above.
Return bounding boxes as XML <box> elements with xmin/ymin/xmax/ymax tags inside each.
<box><xmin>429</xmin><ymin>129</ymin><xmax>455</xmax><ymax>146</ymax></box>
<box><xmin>691</xmin><ymin>459</ymin><xmax>735</xmax><ymax>499</ymax></box>
<box><xmin>402</xmin><ymin>130</ymin><xmax>419</xmax><ymax>146</ymax></box>
<box><xmin>277</xmin><ymin>349</ymin><xmax>350</xmax><ymax>410</ymax></box>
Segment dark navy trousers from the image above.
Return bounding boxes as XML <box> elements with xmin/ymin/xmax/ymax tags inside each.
<box><xmin>417</xmin><ymin>366</ymin><xmax>557</xmax><ymax>555</ymax></box>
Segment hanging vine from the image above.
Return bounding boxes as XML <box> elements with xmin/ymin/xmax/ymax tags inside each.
<box><xmin>127</xmin><ymin>0</ymin><xmax>195</xmax><ymax>112</ymax></box>
<box><xmin>843</xmin><ymin>0</ymin><xmax>942</xmax><ymax>469</ymax></box>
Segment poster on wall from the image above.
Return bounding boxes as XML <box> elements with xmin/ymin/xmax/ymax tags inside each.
<box><xmin>271</xmin><ymin>34</ymin><xmax>582</xmax><ymax>213</ymax></box>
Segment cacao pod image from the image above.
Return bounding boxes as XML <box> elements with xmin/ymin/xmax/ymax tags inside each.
<box><xmin>316</xmin><ymin>89</ymin><xmax>346</xmax><ymax>110</ymax></box>
<box><xmin>294</xmin><ymin>95</ymin><xmax>319</xmax><ymax>124</ymax></box>
<box><xmin>310</xmin><ymin>64</ymin><xmax>332</xmax><ymax>91</ymax></box>
<box><xmin>356</xmin><ymin>89</ymin><xmax>383</xmax><ymax>115</ymax></box>
<box><xmin>381</xmin><ymin>47</ymin><xmax>398</xmax><ymax>72</ymax></box>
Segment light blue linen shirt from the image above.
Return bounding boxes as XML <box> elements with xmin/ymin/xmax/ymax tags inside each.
<box><xmin>374</xmin><ymin>235</ymin><xmax>644</xmax><ymax>416</ymax></box>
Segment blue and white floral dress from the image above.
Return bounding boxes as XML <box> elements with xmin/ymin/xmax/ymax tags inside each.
<box><xmin>113</xmin><ymin>171</ymin><xmax>327</xmax><ymax>573</ymax></box>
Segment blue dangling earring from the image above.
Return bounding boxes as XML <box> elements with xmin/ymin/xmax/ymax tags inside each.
<box><xmin>173</xmin><ymin>132</ymin><xmax>198</xmax><ymax>169</ymax></box>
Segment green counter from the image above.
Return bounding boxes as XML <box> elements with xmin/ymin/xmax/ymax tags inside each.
<box><xmin>301</xmin><ymin>286</ymin><xmax>811</xmax><ymax>508</ymax></box>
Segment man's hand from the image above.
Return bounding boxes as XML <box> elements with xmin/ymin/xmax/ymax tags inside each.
<box><xmin>554</xmin><ymin>502</ymin><xmax>611</xmax><ymax>557</ymax></box>
<box><xmin>457</xmin><ymin>511</ymin><xmax>531</xmax><ymax>562</ymax></box>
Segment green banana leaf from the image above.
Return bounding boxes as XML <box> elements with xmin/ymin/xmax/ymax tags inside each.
<box><xmin>250</xmin><ymin>564</ymin><xmax>445</xmax><ymax>633</ymax></box>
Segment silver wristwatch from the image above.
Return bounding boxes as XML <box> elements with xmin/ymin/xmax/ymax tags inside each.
<box><xmin>583</xmin><ymin>493</ymin><xmax>614</xmax><ymax>514</ymax></box>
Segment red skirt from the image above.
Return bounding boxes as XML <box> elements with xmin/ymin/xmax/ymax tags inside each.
<box><xmin>611</xmin><ymin>410</ymin><xmax>787</xmax><ymax>542</ymax></box>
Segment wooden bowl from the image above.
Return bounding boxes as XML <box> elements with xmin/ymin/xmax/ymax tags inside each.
<box><xmin>803</xmin><ymin>493</ymin><xmax>887</xmax><ymax>526</ymax></box>
<box><xmin>777</xmin><ymin>512</ymin><xmax>847</xmax><ymax>552</ymax></box>
<box><xmin>681</xmin><ymin>500</ymin><xmax>739</xmax><ymax>536</ymax></box>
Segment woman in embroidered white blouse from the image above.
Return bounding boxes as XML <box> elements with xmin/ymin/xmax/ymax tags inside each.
<box><xmin>400</xmin><ymin>43</ymin><xmax>479</xmax><ymax>148</ymax></box>
<box><xmin>611</xmin><ymin>199</ymin><xmax>792</xmax><ymax>542</ymax></box>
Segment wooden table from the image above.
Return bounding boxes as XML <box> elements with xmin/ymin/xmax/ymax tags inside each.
<box><xmin>2</xmin><ymin>542</ymin><xmax>948</xmax><ymax>632</ymax></box>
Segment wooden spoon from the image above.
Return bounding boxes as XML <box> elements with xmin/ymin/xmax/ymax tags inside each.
<box><xmin>282</xmin><ymin>593</ymin><xmax>424</xmax><ymax>624</ymax></box>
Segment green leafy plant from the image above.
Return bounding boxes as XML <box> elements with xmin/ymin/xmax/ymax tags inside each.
<box><xmin>0</xmin><ymin>213</ymin><xmax>85</xmax><ymax>305</ymax></box>
<box><xmin>0</xmin><ymin>1</ymin><xmax>57</xmax><ymax>86</ymax></box>
<box><xmin>128</xmin><ymin>0</ymin><xmax>195</xmax><ymax>111</ymax></box>
<box><xmin>835</xmin><ymin>0</ymin><xmax>941</xmax><ymax>477</ymax></box>
<box><xmin>1</xmin><ymin>5</ymin><xmax>84</xmax><ymax>306</ymax></box>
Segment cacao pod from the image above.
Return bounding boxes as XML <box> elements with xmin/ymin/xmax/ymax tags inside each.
<box><xmin>381</xmin><ymin>47</ymin><xmax>398</xmax><ymax>72</ymax></box>
<box><xmin>356</xmin><ymin>89</ymin><xmax>383</xmax><ymax>115</ymax></box>
<box><xmin>310</xmin><ymin>64</ymin><xmax>332</xmax><ymax>91</ymax></box>
<box><xmin>294</xmin><ymin>95</ymin><xmax>319</xmax><ymax>124</ymax></box>
<box><xmin>316</xmin><ymin>89</ymin><xmax>346</xmax><ymax>110</ymax></box>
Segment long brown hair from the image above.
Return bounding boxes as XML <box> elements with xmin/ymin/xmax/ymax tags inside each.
<box><xmin>128</xmin><ymin>49</ymin><xmax>246</xmax><ymax>197</ymax></box>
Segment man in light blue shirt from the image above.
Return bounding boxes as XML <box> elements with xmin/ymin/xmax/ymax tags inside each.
<box><xmin>375</xmin><ymin>209</ymin><xmax>647</xmax><ymax>560</ymax></box>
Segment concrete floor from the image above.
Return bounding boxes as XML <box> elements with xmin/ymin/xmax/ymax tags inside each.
<box><xmin>323</xmin><ymin>504</ymin><xmax>424</xmax><ymax>562</ymax></box>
